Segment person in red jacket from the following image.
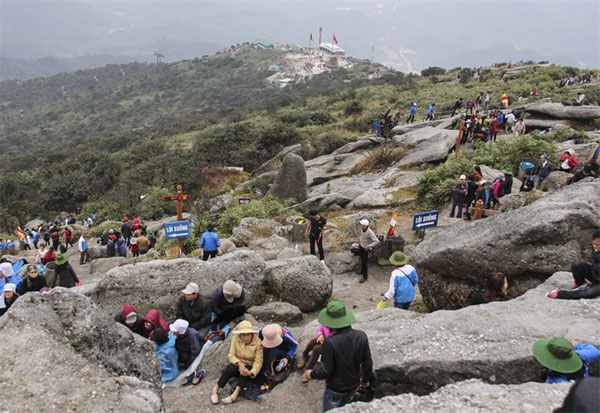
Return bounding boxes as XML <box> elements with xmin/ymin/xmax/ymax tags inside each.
<box><xmin>64</xmin><ymin>227</ymin><xmax>73</xmax><ymax>248</ymax></box>
<box><xmin>560</xmin><ymin>150</ymin><xmax>579</xmax><ymax>173</ymax></box>
<box><xmin>42</xmin><ymin>246</ymin><xmax>56</xmax><ymax>265</ymax></box>
<box><xmin>141</xmin><ymin>309</ymin><xmax>170</xmax><ymax>338</ymax></box>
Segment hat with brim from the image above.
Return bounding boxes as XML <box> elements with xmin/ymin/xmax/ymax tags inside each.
<box><xmin>232</xmin><ymin>320</ymin><xmax>258</xmax><ymax>335</ymax></box>
<box><xmin>389</xmin><ymin>251</ymin><xmax>409</xmax><ymax>266</ymax></box>
<box><xmin>318</xmin><ymin>301</ymin><xmax>356</xmax><ymax>330</ymax></box>
<box><xmin>359</xmin><ymin>219</ymin><xmax>369</xmax><ymax>226</ymax></box>
<box><xmin>532</xmin><ymin>337</ymin><xmax>583</xmax><ymax>374</ymax></box>
<box><xmin>55</xmin><ymin>253</ymin><xmax>68</xmax><ymax>266</ymax></box>
<box><xmin>261</xmin><ymin>324</ymin><xmax>284</xmax><ymax>348</ymax></box>
<box><xmin>181</xmin><ymin>282</ymin><xmax>199</xmax><ymax>295</ymax></box>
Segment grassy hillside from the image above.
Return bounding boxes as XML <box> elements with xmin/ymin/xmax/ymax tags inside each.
<box><xmin>0</xmin><ymin>46</ymin><xmax>597</xmax><ymax>230</ymax></box>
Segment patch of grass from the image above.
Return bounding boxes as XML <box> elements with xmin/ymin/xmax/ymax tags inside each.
<box><xmin>410</xmin><ymin>299</ymin><xmax>431</xmax><ymax>313</ymax></box>
<box><xmin>392</xmin><ymin>186</ymin><xmax>416</xmax><ymax>200</ymax></box>
<box><xmin>200</xmin><ymin>166</ymin><xmax>251</xmax><ymax>198</ymax></box>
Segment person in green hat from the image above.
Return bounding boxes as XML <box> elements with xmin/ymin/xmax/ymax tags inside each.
<box><xmin>533</xmin><ymin>337</ymin><xmax>600</xmax><ymax>384</ymax></box>
<box><xmin>303</xmin><ymin>301</ymin><xmax>373</xmax><ymax>412</ymax></box>
<box><xmin>51</xmin><ymin>244</ymin><xmax>80</xmax><ymax>288</ymax></box>
<box><xmin>381</xmin><ymin>251</ymin><xmax>419</xmax><ymax>310</ymax></box>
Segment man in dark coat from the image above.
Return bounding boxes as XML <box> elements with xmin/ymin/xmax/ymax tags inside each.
<box><xmin>175</xmin><ymin>282</ymin><xmax>211</xmax><ymax>336</ymax></box>
<box><xmin>210</xmin><ymin>280</ymin><xmax>246</xmax><ymax>330</ymax></box>
<box><xmin>170</xmin><ymin>319</ymin><xmax>203</xmax><ymax>369</ymax></box>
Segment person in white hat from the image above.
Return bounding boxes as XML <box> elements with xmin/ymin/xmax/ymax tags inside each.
<box><xmin>175</xmin><ymin>282</ymin><xmax>211</xmax><ymax>336</ymax></box>
<box><xmin>170</xmin><ymin>319</ymin><xmax>203</xmax><ymax>369</ymax></box>
<box><xmin>210</xmin><ymin>280</ymin><xmax>246</xmax><ymax>331</ymax></box>
<box><xmin>450</xmin><ymin>174</ymin><xmax>468</xmax><ymax>218</ymax></box>
<box><xmin>357</xmin><ymin>219</ymin><xmax>380</xmax><ymax>283</ymax></box>
<box><xmin>0</xmin><ymin>283</ymin><xmax>19</xmax><ymax>316</ymax></box>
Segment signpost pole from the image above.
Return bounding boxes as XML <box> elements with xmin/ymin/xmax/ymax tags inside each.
<box><xmin>176</xmin><ymin>185</ymin><xmax>183</xmax><ymax>257</ymax></box>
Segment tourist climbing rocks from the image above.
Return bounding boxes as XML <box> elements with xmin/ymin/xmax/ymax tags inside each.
<box><xmin>533</xmin><ymin>337</ymin><xmax>600</xmax><ymax>383</ymax></box>
<box><xmin>358</xmin><ymin>219</ymin><xmax>380</xmax><ymax>283</ymax></box>
<box><xmin>533</xmin><ymin>153</ymin><xmax>553</xmax><ymax>187</ymax></box>
<box><xmin>547</xmin><ymin>230</ymin><xmax>600</xmax><ymax>300</ymax></box>
<box><xmin>78</xmin><ymin>232</ymin><xmax>90</xmax><ymax>265</ymax></box>
<box><xmin>200</xmin><ymin>225</ymin><xmax>221</xmax><ymax>261</ymax></box>
<box><xmin>304</xmin><ymin>301</ymin><xmax>373</xmax><ymax>412</ymax></box>
<box><xmin>588</xmin><ymin>140</ymin><xmax>600</xmax><ymax>175</ymax></box>
<box><xmin>425</xmin><ymin>103</ymin><xmax>435</xmax><ymax>121</ymax></box>
<box><xmin>306</xmin><ymin>210</ymin><xmax>327</xmax><ymax>263</ymax></box>
<box><xmin>382</xmin><ymin>251</ymin><xmax>419</xmax><ymax>310</ymax></box>
<box><xmin>175</xmin><ymin>282</ymin><xmax>211</xmax><ymax>336</ymax></box>
<box><xmin>406</xmin><ymin>102</ymin><xmax>417</xmax><ymax>123</ymax></box>
<box><xmin>452</xmin><ymin>98</ymin><xmax>463</xmax><ymax>116</ymax></box>
<box><xmin>51</xmin><ymin>246</ymin><xmax>80</xmax><ymax>288</ymax></box>
<box><xmin>560</xmin><ymin>150</ymin><xmax>579</xmax><ymax>173</ymax></box>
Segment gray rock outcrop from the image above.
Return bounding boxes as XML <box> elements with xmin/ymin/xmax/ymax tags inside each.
<box><xmin>247</xmin><ymin>302</ymin><xmax>303</xmax><ymax>325</ymax></box>
<box><xmin>90</xmin><ymin>250</ymin><xmax>266</xmax><ymax>318</ymax></box>
<box><xmin>264</xmin><ymin>256</ymin><xmax>333</xmax><ymax>312</ymax></box>
<box><xmin>0</xmin><ymin>288</ymin><xmax>163</xmax><ymax>412</ymax></box>
<box><xmin>88</xmin><ymin>245</ymin><xmax>109</xmax><ymax>260</ymax></box>
<box><xmin>539</xmin><ymin>171</ymin><xmax>571</xmax><ymax>192</ymax></box>
<box><xmin>90</xmin><ymin>256</ymin><xmax>130</xmax><ymax>274</ymax></box>
<box><xmin>24</xmin><ymin>218</ymin><xmax>44</xmax><ymax>230</ymax></box>
<box><xmin>519</xmin><ymin>99</ymin><xmax>600</xmax><ymax>121</ymax></box>
<box><xmin>394</xmin><ymin>127</ymin><xmax>458</xmax><ymax>167</ymax></box>
<box><xmin>254</xmin><ymin>143</ymin><xmax>302</xmax><ymax>175</ymax></box>
<box><xmin>268</xmin><ymin>153</ymin><xmax>307</xmax><ymax>202</ymax></box>
<box><xmin>413</xmin><ymin>181</ymin><xmax>600</xmax><ymax>310</ymax></box>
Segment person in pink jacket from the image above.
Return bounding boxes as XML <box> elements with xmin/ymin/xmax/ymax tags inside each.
<box><xmin>296</xmin><ymin>324</ymin><xmax>335</xmax><ymax>382</ymax></box>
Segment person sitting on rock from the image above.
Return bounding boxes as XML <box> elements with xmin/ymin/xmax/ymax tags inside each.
<box><xmin>381</xmin><ymin>251</ymin><xmax>419</xmax><ymax>310</ymax></box>
<box><xmin>520</xmin><ymin>171</ymin><xmax>535</xmax><ymax>192</ymax></box>
<box><xmin>547</xmin><ymin>230</ymin><xmax>600</xmax><ymax>300</ymax></box>
<box><xmin>149</xmin><ymin>328</ymin><xmax>179</xmax><ymax>383</ymax></box>
<box><xmin>502</xmin><ymin>169</ymin><xmax>513</xmax><ymax>195</ymax></box>
<box><xmin>449</xmin><ymin>175</ymin><xmax>468</xmax><ymax>218</ymax></box>
<box><xmin>297</xmin><ymin>323</ymin><xmax>335</xmax><ymax>380</ymax></box>
<box><xmin>210</xmin><ymin>280</ymin><xmax>246</xmax><ymax>332</ymax></box>
<box><xmin>18</xmin><ymin>264</ymin><xmax>47</xmax><ymax>294</ymax></box>
<box><xmin>570</xmin><ymin>163</ymin><xmax>598</xmax><ymax>184</ymax></box>
<box><xmin>0</xmin><ymin>262</ymin><xmax>23</xmax><ymax>293</ymax></box>
<box><xmin>211</xmin><ymin>320</ymin><xmax>263</xmax><ymax>405</ymax></box>
<box><xmin>560</xmin><ymin>150</ymin><xmax>579</xmax><ymax>173</ymax></box>
<box><xmin>533</xmin><ymin>337</ymin><xmax>600</xmax><ymax>384</ymax></box>
<box><xmin>470</xmin><ymin>272</ymin><xmax>509</xmax><ymax>305</ymax></box>
<box><xmin>114</xmin><ymin>305</ymin><xmax>144</xmax><ymax>335</ymax></box>
<box><xmin>175</xmin><ymin>282</ymin><xmax>211</xmax><ymax>337</ymax></box>
<box><xmin>358</xmin><ymin>219</ymin><xmax>380</xmax><ymax>284</ymax></box>
<box><xmin>51</xmin><ymin>245</ymin><xmax>80</xmax><ymax>289</ymax></box>
<box><xmin>257</xmin><ymin>324</ymin><xmax>298</xmax><ymax>387</ymax></box>
<box><xmin>533</xmin><ymin>153</ymin><xmax>553</xmax><ymax>187</ymax></box>
<box><xmin>572</xmin><ymin>93</ymin><xmax>585</xmax><ymax>106</ymax></box>
<box><xmin>200</xmin><ymin>225</ymin><xmax>221</xmax><ymax>261</ymax></box>
<box><xmin>0</xmin><ymin>283</ymin><xmax>19</xmax><ymax>316</ymax></box>
<box><xmin>170</xmin><ymin>319</ymin><xmax>203</xmax><ymax>370</ymax></box>
<box><xmin>141</xmin><ymin>309</ymin><xmax>170</xmax><ymax>339</ymax></box>
<box><xmin>475</xmin><ymin>181</ymin><xmax>500</xmax><ymax>216</ymax></box>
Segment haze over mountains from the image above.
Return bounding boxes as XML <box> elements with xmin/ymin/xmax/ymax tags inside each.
<box><xmin>1</xmin><ymin>0</ymin><xmax>599</xmax><ymax>80</ymax></box>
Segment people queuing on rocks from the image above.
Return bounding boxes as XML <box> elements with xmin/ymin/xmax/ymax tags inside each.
<box><xmin>533</xmin><ymin>153</ymin><xmax>553</xmax><ymax>187</ymax></box>
<box><xmin>382</xmin><ymin>251</ymin><xmax>419</xmax><ymax>310</ymax></box>
<box><xmin>257</xmin><ymin>324</ymin><xmax>298</xmax><ymax>389</ymax></box>
<box><xmin>560</xmin><ymin>150</ymin><xmax>579</xmax><ymax>173</ymax></box>
<box><xmin>470</xmin><ymin>272</ymin><xmax>509</xmax><ymax>305</ymax></box>
<box><xmin>533</xmin><ymin>337</ymin><xmax>600</xmax><ymax>384</ymax></box>
<box><xmin>141</xmin><ymin>309</ymin><xmax>170</xmax><ymax>339</ymax></box>
<box><xmin>211</xmin><ymin>320</ymin><xmax>263</xmax><ymax>405</ymax></box>
<box><xmin>547</xmin><ymin>230</ymin><xmax>600</xmax><ymax>300</ymax></box>
<box><xmin>505</xmin><ymin>111</ymin><xmax>516</xmax><ymax>133</ymax></box>
<box><xmin>51</xmin><ymin>245</ymin><xmax>80</xmax><ymax>288</ymax></box>
<box><xmin>297</xmin><ymin>323</ymin><xmax>335</xmax><ymax>380</ymax></box>
<box><xmin>210</xmin><ymin>280</ymin><xmax>246</xmax><ymax>332</ymax></box>
<box><xmin>303</xmin><ymin>301</ymin><xmax>373</xmax><ymax>412</ymax></box>
<box><xmin>64</xmin><ymin>227</ymin><xmax>73</xmax><ymax>248</ymax></box>
<box><xmin>137</xmin><ymin>233</ymin><xmax>151</xmax><ymax>255</ymax></box>
<box><xmin>19</xmin><ymin>264</ymin><xmax>47</xmax><ymax>294</ymax></box>
<box><xmin>170</xmin><ymin>319</ymin><xmax>203</xmax><ymax>370</ymax></box>
<box><xmin>406</xmin><ymin>102</ymin><xmax>417</xmax><ymax>123</ymax></box>
<box><xmin>36</xmin><ymin>243</ymin><xmax>47</xmax><ymax>264</ymax></box>
<box><xmin>200</xmin><ymin>225</ymin><xmax>221</xmax><ymax>261</ymax></box>
<box><xmin>449</xmin><ymin>175</ymin><xmax>468</xmax><ymax>218</ymax></box>
<box><xmin>78</xmin><ymin>232</ymin><xmax>90</xmax><ymax>265</ymax></box>
<box><xmin>358</xmin><ymin>219</ymin><xmax>380</xmax><ymax>283</ymax></box>
<box><xmin>150</xmin><ymin>328</ymin><xmax>180</xmax><ymax>383</ymax></box>
<box><xmin>114</xmin><ymin>305</ymin><xmax>144</xmax><ymax>335</ymax></box>
<box><xmin>175</xmin><ymin>282</ymin><xmax>211</xmax><ymax>336</ymax></box>
<box><xmin>306</xmin><ymin>210</ymin><xmax>327</xmax><ymax>263</ymax></box>
<box><xmin>0</xmin><ymin>283</ymin><xmax>18</xmax><ymax>316</ymax></box>
<box><xmin>520</xmin><ymin>170</ymin><xmax>535</xmax><ymax>191</ymax></box>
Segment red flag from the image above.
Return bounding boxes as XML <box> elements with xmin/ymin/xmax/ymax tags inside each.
<box><xmin>333</xmin><ymin>34</ymin><xmax>338</xmax><ymax>44</ymax></box>
<box><xmin>387</xmin><ymin>212</ymin><xmax>398</xmax><ymax>236</ymax></box>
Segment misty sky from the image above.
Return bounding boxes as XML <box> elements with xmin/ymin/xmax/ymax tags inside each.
<box><xmin>1</xmin><ymin>0</ymin><xmax>599</xmax><ymax>73</ymax></box>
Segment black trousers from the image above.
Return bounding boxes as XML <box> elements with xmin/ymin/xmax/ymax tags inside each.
<box><xmin>309</xmin><ymin>234</ymin><xmax>324</xmax><ymax>260</ymax></box>
<box><xmin>218</xmin><ymin>363</ymin><xmax>254</xmax><ymax>389</ymax></box>
<box><xmin>203</xmin><ymin>250</ymin><xmax>217</xmax><ymax>261</ymax></box>
<box><xmin>359</xmin><ymin>246</ymin><xmax>369</xmax><ymax>278</ymax></box>
<box><xmin>406</xmin><ymin>115</ymin><xmax>415</xmax><ymax>123</ymax></box>
<box><xmin>450</xmin><ymin>199</ymin><xmax>464</xmax><ymax>218</ymax></box>
<box><xmin>557</xmin><ymin>260</ymin><xmax>600</xmax><ymax>299</ymax></box>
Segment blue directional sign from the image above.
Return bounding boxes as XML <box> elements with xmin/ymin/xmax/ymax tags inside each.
<box><xmin>164</xmin><ymin>220</ymin><xmax>191</xmax><ymax>240</ymax></box>
<box><xmin>412</xmin><ymin>210</ymin><xmax>439</xmax><ymax>231</ymax></box>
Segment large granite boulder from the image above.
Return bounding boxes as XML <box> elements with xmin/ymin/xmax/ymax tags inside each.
<box><xmin>413</xmin><ymin>181</ymin><xmax>600</xmax><ymax>310</ymax></box>
<box><xmin>89</xmin><ymin>250</ymin><xmax>266</xmax><ymax>319</ymax></box>
<box><xmin>0</xmin><ymin>288</ymin><xmax>162</xmax><ymax>412</ymax></box>
<box><xmin>24</xmin><ymin>218</ymin><xmax>44</xmax><ymax>231</ymax></box>
<box><xmin>326</xmin><ymin>252</ymin><xmax>359</xmax><ymax>274</ymax></box>
<box><xmin>296</xmin><ymin>272</ymin><xmax>600</xmax><ymax>398</ymax></box>
<box><xmin>264</xmin><ymin>256</ymin><xmax>333</xmax><ymax>312</ymax></box>
<box><xmin>90</xmin><ymin>256</ymin><xmax>130</xmax><ymax>274</ymax></box>
<box><xmin>268</xmin><ymin>153</ymin><xmax>307</xmax><ymax>202</ymax></box>
<box><xmin>539</xmin><ymin>171</ymin><xmax>571</xmax><ymax>192</ymax></box>
<box><xmin>88</xmin><ymin>244</ymin><xmax>109</xmax><ymax>260</ymax></box>
<box><xmin>519</xmin><ymin>99</ymin><xmax>600</xmax><ymax>121</ymax></box>
<box><xmin>247</xmin><ymin>301</ymin><xmax>304</xmax><ymax>325</ymax></box>
<box><xmin>207</xmin><ymin>194</ymin><xmax>233</xmax><ymax>214</ymax></box>
<box><xmin>394</xmin><ymin>127</ymin><xmax>458</xmax><ymax>167</ymax></box>
<box><xmin>337</xmin><ymin>380</ymin><xmax>571</xmax><ymax>413</ymax></box>
<box><xmin>254</xmin><ymin>143</ymin><xmax>302</xmax><ymax>175</ymax></box>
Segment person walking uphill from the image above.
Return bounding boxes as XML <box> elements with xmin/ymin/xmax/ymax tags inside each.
<box><xmin>358</xmin><ymin>219</ymin><xmax>380</xmax><ymax>283</ymax></box>
<box><xmin>407</xmin><ymin>102</ymin><xmax>417</xmax><ymax>123</ymax></box>
<box><xmin>200</xmin><ymin>225</ymin><xmax>221</xmax><ymax>261</ymax></box>
<box><xmin>304</xmin><ymin>301</ymin><xmax>373</xmax><ymax>412</ymax></box>
<box><xmin>78</xmin><ymin>233</ymin><xmax>90</xmax><ymax>265</ymax></box>
<box><xmin>306</xmin><ymin>210</ymin><xmax>327</xmax><ymax>263</ymax></box>
<box><xmin>382</xmin><ymin>251</ymin><xmax>419</xmax><ymax>310</ymax></box>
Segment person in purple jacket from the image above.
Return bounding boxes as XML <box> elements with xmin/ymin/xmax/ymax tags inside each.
<box><xmin>533</xmin><ymin>337</ymin><xmax>600</xmax><ymax>384</ymax></box>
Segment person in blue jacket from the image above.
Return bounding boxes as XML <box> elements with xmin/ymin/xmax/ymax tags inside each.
<box><xmin>381</xmin><ymin>251</ymin><xmax>419</xmax><ymax>310</ymax></box>
<box><xmin>150</xmin><ymin>328</ymin><xmax>180</xmax><ymax>383</ymax></box>
<box><xmin>425</xmin><ymin>103</ymin><xmax>435</xmax><ymax>121</ymax></box>
<box><xmin>406</xmin><ymin>102</ymin><xmax>417</xmax><ymax>123</ymax></box>
<box><xmin>0</xmin><ymin>261</ymin><xmax>23</xmax><ymax>293</ymax></box>
<box><xmin>200</xmin><ymin>225</ymin><xmax>221</xmax><ymax>261</ymax></box>
<box><xmin>32</xmin><ymin>230</ymin><xmax>41</xmax><ymax>249</ymax></box>
<box><xmin>533</xmin><ymin>337</ymin><xmax>600</xmax><ymax>384</ymax></box>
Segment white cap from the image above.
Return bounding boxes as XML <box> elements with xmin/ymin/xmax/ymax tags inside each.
<box><xmin>3</xmin><ymin>283</ymin><xmax>17</xmax><ymax>292</ymax></box>
<box><xmin>459</xmin><ymin>174</ymin><xmax>467</xmax><ymax>180</ymax></box>
<box><xmin>359</xmin><ymin>219</ymin><xmax>369</xmax><ymax>226</ymax></box>
<box><xmin>181</xmin><ymin>282</ymin><xmax>199</xmax><ymax>295</ymax></box>
<box><xmin>170</xmin><ymin>319</ymin><xmax>189</xmax><ymax>335</ymax></box>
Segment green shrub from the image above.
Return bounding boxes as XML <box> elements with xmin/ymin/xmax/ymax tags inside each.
<box><xmin>137</xmin><ymin>186</ymin><xmax>177</xmax><ymax>220</ymax></box>
<box><xmin>218</xmin><ymin>196</ymin><xmax>293</xmax><ymax>236</ymax></box>
<box><xmin>344</xmin><ymin>100</ymin><xmax>364</xmax><ymax>116</ymax></box>
<box><xmin>421</xmin><ymin>66</ymin><xmax>446</xmax><ymax>77</ymax></box>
